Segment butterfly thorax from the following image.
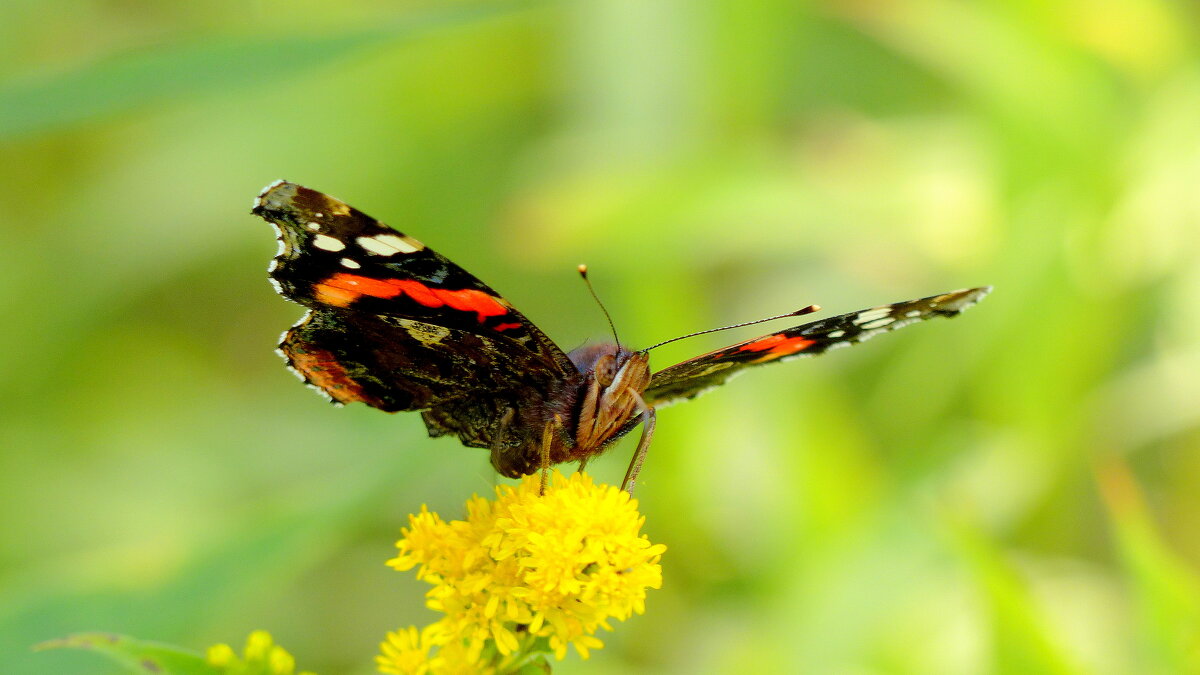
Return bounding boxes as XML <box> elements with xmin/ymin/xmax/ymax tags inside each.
<box><xmin>564</xmin><ymin>343</ymin><xmax>651</xmax><ymax>463</ymax></box>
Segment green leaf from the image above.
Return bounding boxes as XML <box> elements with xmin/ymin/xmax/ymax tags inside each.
<box><xmin>0</xmin><ymin>0</ymin><xmax>539</xmax><ymax>140</ymax></box>
<box><xmin>34</xmin><ymin>633</ymin><xmax>220</xmax><ymax>675</ymax></box>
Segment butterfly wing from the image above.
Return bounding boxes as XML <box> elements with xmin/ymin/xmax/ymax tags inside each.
<box><xmin>279</xmin><ymin>309</ymin><xmax>564</xmax><ymax>411</ymax></box>
<box><xmin>644</xmin><ymin>287</ymin><xmax>991</xmax><ymax>407</ymax></box>
<box><xmin>254</xmin><ymin>180</ymin><xmax>577</xmax><ymax>414</ymax></box>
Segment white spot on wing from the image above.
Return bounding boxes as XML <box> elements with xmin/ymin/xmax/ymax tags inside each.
<box><xmin>827</xmin><ymin>330</ymin><xmax>845</xmax><ymax>338</ymax></box>
<box><xmin>340</xmin><ymin>258</ymin><xmax>361</xmax><ymax>269</ymax></box>
<box><xmin>855</xmin><ymin>317</ymin><xmax>921</xmax><ymax>342</ymax></box>
<box><xmin>357</xmin><ymin>234</ymin><xmax>422</xmax><ymax>256</ymax></box>
<box><xmin>859</xmin><ymin>317</ymin><xmax>894</xmax><ymax>330</ymax></box>
<box><xmin>306</xmin><ymin>221</ymin><xmax>321</xmax><ymax>231</ymax></box>
<box><xmin>853</xmin><ymin>307</ymin><xmax>892</xmax><ymax>325</ymax></box>
<box><xmin>313</xmin><ymin>234</ymin><xmax>346</xmax><ymax>252</ymax></box>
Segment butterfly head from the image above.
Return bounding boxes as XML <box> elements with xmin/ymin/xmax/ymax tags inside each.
<box><xmin>568</xmin><ymin>343</ymin><xmax>649</xmax><ymax>389</ymax></box>
<box><xmin>564</xmin><ymin>342</ymin><xmax>652</xmax><ymax>459</ymax></box>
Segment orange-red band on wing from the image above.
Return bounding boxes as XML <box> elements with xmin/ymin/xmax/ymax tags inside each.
<box><xmin>738</xmin><ymin>333</ymin><xmax>817</xmax><ymax>361</ymax></box>
<box><xmin>312</xmin><ymin>273</ymin><xmax>509</xmax><ymax>323</ymax></box>
<box><xmin>288</xmin><ymin>346</ymin><xmax>377</xmax><ymax>405</ymax></box>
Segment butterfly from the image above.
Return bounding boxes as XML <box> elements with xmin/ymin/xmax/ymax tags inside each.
<box><xmin>254</xmin><ymin>180</ymin><xmax>990</xmax><ymax>492</ymax></box>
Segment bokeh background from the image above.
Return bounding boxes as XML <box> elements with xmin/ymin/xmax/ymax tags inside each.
<box><xmin>3</xmin><ymin>1</ymin><xmax>1199</xmax><ymax>673</ymax></box>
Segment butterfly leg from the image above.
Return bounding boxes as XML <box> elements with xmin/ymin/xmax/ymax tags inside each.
<box><xmin>620</xmin><ymin>391</ymin><xmax>656</xmax><ymax>495</ymax></box>
<box><xmin>539</xmin><ymin>414</ymin><xmax>565</xmax><ymax>496</ymax></box>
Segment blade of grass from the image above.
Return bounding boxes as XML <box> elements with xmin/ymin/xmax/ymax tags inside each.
<box><xmin>946</xmin><ymin>515</ymin><xmax>1085</xmax><ymax>674</ymax></box>
<box><xmin>34</xmin><ymin>633</ymin><xmax>217</xmax><ymax>675</ymax></box>
<box><xmin>0</xmin><ymin>0</ymin><xmax>540</xmax><ymax>141</ymax></box>
<box><xmin>1097</xmin><ymin>457</ymin><xmax>1200</xmax><ymax>673</ymax></box>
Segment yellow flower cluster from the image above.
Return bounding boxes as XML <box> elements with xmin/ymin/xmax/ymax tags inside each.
<box><xmin>377</xmin><ymin>470</ymin><xmax>665</xmax><ymax>674</ymax></box>
<box><xmin>207</xmin><ymin>630</ymin><xmax>315</xmax><ymax>675</ymax></box>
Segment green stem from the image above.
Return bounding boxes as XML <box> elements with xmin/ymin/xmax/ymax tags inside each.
<box><xmin>494</xmin><ymin>632</ymin><xmax>546</xmax><ymax>674</ymax></box>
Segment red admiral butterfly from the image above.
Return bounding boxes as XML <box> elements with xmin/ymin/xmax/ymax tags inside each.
<box><xmin>254</xmin><ymin>181</ymin><xmax>990</xmax><ymax>492</ymax></box>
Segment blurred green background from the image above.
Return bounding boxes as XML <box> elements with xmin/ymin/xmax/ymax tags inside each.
<box><xmin>3</xmin><ymin>1</ymin><xmax>1198</xmax><ymax>673</ymax></box>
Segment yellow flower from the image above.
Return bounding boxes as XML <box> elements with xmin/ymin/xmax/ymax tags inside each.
<box><xmin>377</xmin><ymin>626</ymin><xmax>436</xmax><ymax>675</ymax></box>
<box><xmin>206</xmin><ymin>630</ymin><xmax>315</xmax><ymax>675</ymax></box>
<box><xmin>379</xmin><ymin>470</ymin><xmax>665</xmax><ymax>672</ymax></box>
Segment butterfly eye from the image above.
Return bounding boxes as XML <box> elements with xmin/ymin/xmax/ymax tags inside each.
<box><xmin>595</xmin><ymin>354</ymin><xmax>617</xmax><ymax>387</ymax></box>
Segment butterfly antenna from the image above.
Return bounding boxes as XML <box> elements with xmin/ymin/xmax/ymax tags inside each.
<box><xmin>578</xmin><ymin>264</ymin><xmax>622</xmax><ymax>348</ymax></box>
<box><xmin>642</xmin><ymin>304</ymin><xmax>821</xmax><ymax>352</ymax></box>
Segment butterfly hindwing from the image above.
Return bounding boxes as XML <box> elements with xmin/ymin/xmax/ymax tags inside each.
<box><xmin>280</xmin><ymin>309</ymin><xmax>569</xmax><ymax>412</ymax></box>
<box><xmin>644</xmin><ymin>287</ymin><xmax>992</xmax><ymax>406</ymax></box>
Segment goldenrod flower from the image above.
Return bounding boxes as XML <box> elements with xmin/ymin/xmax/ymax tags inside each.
<box><xmin>378</xmin><ymin>470</ymin><xmax>665</xmax><ymax>673</ymax></box>
<box><xmin>377</xmin><ymin>626</ymin><xmax>436</xmax><ymax>675</ymax></box>
<box><xmin>378</xmin><ymin>625</ymin><xmax>493</xmax><ymax>675</ymax></box>
<box><xmin>206</xmin><ymin>630</ymin><xmax>315</xmax><ymax>675</ymax></box>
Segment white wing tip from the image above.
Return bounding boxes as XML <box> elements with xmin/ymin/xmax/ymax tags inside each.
<box><xmin>254</xmin><ymin>179</ymin><xmax>292</xmax><ymax>209</ymax></box>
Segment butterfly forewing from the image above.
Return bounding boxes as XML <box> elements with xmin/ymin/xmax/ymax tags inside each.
<box><xmin>254</xmin><ymin>180</ymin><xmax>573</xmax><ymax>375</ymax></box>
<box><xmin>643</xmin><ymin>286</ymin><xmax>992</xmax><ymax>406</ymax></box>
<box><xmin>254</xmin><ymin>181</ymin><xmax>582</xmax><ymax>424</ymax></box>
